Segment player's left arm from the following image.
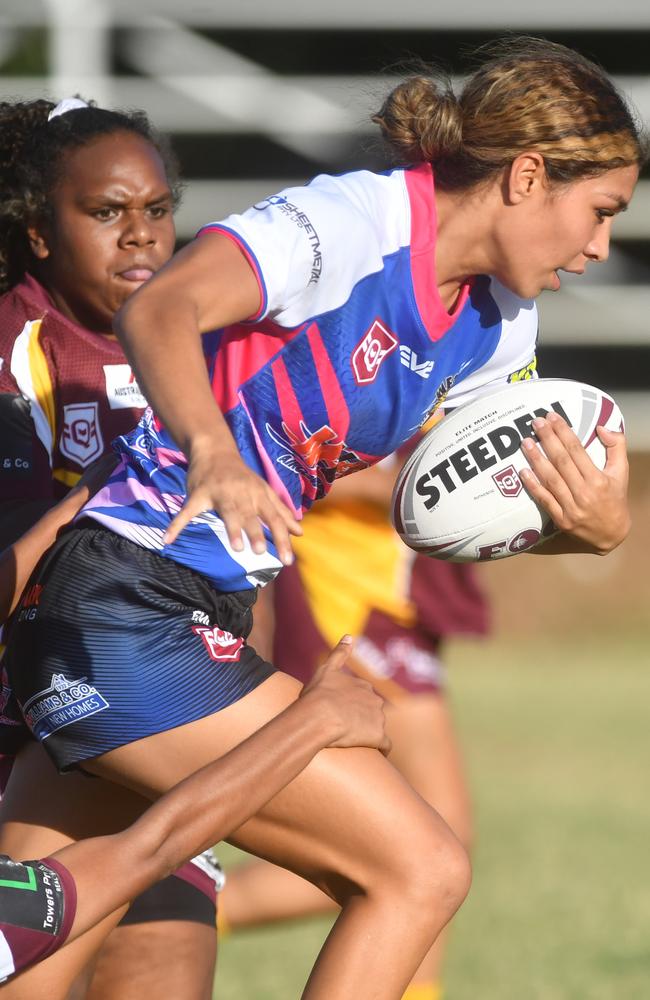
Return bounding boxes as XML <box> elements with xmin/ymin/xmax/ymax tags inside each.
<box><xmin>519</xmin><ymin>414</ymin><xmax>629</xmax><ymax>555</ymax></box>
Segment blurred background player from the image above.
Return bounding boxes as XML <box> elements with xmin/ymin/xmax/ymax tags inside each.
<box><xmin>220</xmin><ymin>420</ymin><xmax>489</xmax><ymax>1000</ymax></box>
<box><xmin>0</xmin><ymin>97</ymin><xmax>222</xmax><ymax>1000</ymax></box>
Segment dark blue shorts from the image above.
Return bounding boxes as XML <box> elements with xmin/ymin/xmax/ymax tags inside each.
<box><xmin>4</xmin><ymin>524</ymin><xmax>274</xmax><ymax>771</ymax></box>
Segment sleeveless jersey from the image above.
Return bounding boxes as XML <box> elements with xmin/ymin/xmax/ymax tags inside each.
<box><xmin>82</xmin><ymin>164</ymin><xmax>538</xmax><ymax>592</ymax></box>
<box><xmin>0</xmin><ymin>275</ymin><xmax>146</xmax><ymax>502</ymax></box>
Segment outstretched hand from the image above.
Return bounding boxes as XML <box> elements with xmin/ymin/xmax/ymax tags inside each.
<box><xmin>301</xmin><ymin>635</ymin><xmax>391</xmax><ymax>755</ymax></box>
<box><xmin>164</xmin><ymin>443</ymin><xmax>302</xmax><ymax>565</ymax></box>
<box><xmin>520</xmin><ymin>413</ymin><xmax>630</xmax><ymax>554</ymax></box>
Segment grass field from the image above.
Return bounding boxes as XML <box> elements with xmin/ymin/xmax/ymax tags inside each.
<box><xmin>212</xmin><ymin>633</ymin><xmax>650</xmax><ymax>999</ymax></box>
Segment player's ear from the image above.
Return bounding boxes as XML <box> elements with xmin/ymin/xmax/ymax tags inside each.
<box><xmin>27</xmin><ymin>221</ymin><xmax>51</xmax><ymax>261</ymax></box>
<box><xmin>506</xmin><ymin>152</ymin><xmax>546</xmax><ymax>205</ymax></box>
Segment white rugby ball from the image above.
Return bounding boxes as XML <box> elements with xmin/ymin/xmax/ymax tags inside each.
<box><xmin>392</xmin><ymin>378</ymin><xmax>624</xmax><ymax>562</ymax></box>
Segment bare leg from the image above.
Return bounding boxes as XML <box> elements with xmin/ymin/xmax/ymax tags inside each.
<box><xmin>85</xmin><ymin>672</ymin><xmax>471</xmax><ymax>1000</ymax></box>
<box><xmin>0</xmin><ymin>743</ymin><xmax>140</xmax><ymax>1000</ymax></box>
<box><xmin>0</xmin><ymin>744</ymin><xmax>219</xmax><ymax>1000</ymax></box>
<box><xmin>220</xmin><ymin>692</ymin><xmax>472</xmax><ymax>992</ymax></box>
<box><xmin>85</xmin><ymin>922</ymin><xmax>216</xmax><ymax>1000</ymax></box>
<box><xmin>386</xmin><ymin>693</ymin><xmax>472</xmax><ymax>991</ymax></box>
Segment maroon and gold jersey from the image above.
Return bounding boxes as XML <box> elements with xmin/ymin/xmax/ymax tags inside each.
<box><xmin>0</xmin><ymin>275</ymin><xmax>146</xmax><ymax>503</ymax></box>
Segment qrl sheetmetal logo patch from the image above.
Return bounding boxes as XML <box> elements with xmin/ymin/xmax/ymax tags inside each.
<box><xmin>22</xmin><ymin>673</ymin><xmax>109</xmax><ymax>740</ymax></box>
<box><xmin>352</xmin><ymin>320</ymin><xmax>398</xmax><ymax>385</ymax></box>
<box><xmin>492</xmin><ymin>465</ymin><xmax>523</xmax><ymax>498</ymax></box>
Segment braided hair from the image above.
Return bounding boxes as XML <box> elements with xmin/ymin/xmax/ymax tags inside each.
<box><xmin>0</xmin><ymin>99</ymin><xmax>181</xmax><ymax>293</ymax></box>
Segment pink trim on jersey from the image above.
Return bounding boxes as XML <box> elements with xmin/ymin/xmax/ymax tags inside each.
<box><xmin>271</xmin><ymin>355</ymin><xmax>304</xmax><ymax>431</ymax></box>
<box><xmin>156</xmin><ymin>445</ymin><xmax>186</xmax><ymax>469</ymax></box>
<box><xmin>198</xmin><ymin>226</ymin><xmax>266</xmax><ymax>322</ymax></box>
<box><xmin>305</xmin><ymin>324</ymin><xmax>350</xmax><ymax>437</ymax></box>
<box><xmin>86</xmin><ymin>477</ymin><xmax>169</xmax><ymax>513</ymax></box>
<box><xmin>211</xmin><ymin>322</ymin><xmax>299</xmax><ymax>413</ymax></box>
<box><xmin>237</xmin><ymin>391</ymin><xmax>300</xmax><ymax>517</ymax></box>
<box><xmin>405</xmin><ymin>165</ymin><xmax>472</xmax><ymax>342</ymax></box>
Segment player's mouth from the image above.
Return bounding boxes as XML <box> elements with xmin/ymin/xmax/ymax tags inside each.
<box><xmin>116</xmin><ymin>268</ymin><xmax>155</xmax><ymax>284</ymax></box>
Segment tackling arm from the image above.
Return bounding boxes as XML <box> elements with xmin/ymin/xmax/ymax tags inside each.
<box><xmin>49</xmin><ymin>638</ymin><xmax>389</xmax><ymax>946</ymax></box>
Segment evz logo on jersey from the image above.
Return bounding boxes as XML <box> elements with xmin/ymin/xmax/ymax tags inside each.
<box><xmin>352</xmin><ymin>320</ymin><xmax>398</xmax><ymax>385</ymax></box>
<box><xmin>399</xmin><ymin>346</ymin><xmax>434</xmax><ymax>379</ymax></box>
<box><xmin>60</xmin><ymin>402</ymin><xmax>103</xmax><ymax>468</ymax></box>
<box><xmin>103</xmin><ymin>364</ymin><xmax>147</xmax><ymax>410</ymax></box>
<box><xmin>492</xmin><ymin>465</ymin><xmax>523</xmax><ymax>498</ymax></box>
<box><xmin>192</xmin><ymin>626</ymin><xmax>244</xmax><ymax>662</ymax></box>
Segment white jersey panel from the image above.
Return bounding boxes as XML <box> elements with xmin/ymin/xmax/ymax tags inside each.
<box><xmin>208</xmin><ymin>170</ymin><xmax>411</xmax><ymax>328</ymax></box>
<box><xmin>444</xmin><ymin>277</ymin><xmax>539</xmax><ymax>409</ymax></box>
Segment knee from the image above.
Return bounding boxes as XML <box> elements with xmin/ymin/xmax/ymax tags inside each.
<box><xmin>389</xmin><ymin>823</ymin><xmax>472</xmax><ymax>924</ymax></box>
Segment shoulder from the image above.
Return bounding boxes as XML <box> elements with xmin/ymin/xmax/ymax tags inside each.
<box><xmin>0</xmin><ymin>286</ymin><xmax>37</xmax><ymax>349</ymax></box>
<box><xmin>304</xmin><ymin>167</ymin><xmax>411</xmax><ymax>249</ymax></box>
<box><xmin>233</xmin><ymin>167</ymin><xmax>411</xmax><ymax>254</ymax></box>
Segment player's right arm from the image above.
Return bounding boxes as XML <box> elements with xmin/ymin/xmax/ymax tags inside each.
<box><xmin>0</xmin><ymin>385</ymin><xmax>56</xmax><ymax>551</ymax></box>
<box><xmin>50</xmin><ymin>637</ymin><xmax>389</xmax><ymax>945</ymax></box>
<box><xmin>0</xmin><ymin>454</ymin><xmax>117</xmax><ymax>622</ymax></box>
<box><xmin>114</xmin><ymin>232</ymin><xmax>301</xmax><ymax>562</ymax></box>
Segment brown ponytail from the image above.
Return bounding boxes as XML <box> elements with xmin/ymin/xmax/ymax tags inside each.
<box><xmin>373</xmin><ymin>36</ymin><xmax>647</xmax><ymax>191</ymax></box>
<box><xmin>372</xmin><ymin>74</ymin><xmax>462</xmax><ymax>165</ymax></box>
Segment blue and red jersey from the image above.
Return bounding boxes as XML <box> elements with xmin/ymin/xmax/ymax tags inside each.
<box><xmin>82</xmin><ymin>164</ymin><xmax>538</xmax><ymax>592</ymax></box>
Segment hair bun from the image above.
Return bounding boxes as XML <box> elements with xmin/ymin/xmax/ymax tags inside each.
<box><xmin>372</xmin><ymin>75</ymin><xmax>462</xmax><ymax>164</ymax></box>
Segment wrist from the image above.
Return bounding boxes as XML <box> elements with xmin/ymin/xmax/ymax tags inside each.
<box><xmin>296</xmin><ymin>688</ymin><xmax>346</xmax><ymax>749</ymax></box>
<box><xmin>282</xmin><ymin>694</ymin><xmax>342</xmax><ymax>752</ymax></box>
<box><xmin>186</xmin><ymin>430</ymin><xmax>239</xmax><ymax>462</ymax></box>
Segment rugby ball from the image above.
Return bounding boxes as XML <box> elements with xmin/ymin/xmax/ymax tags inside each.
<box><xmin>391</xmin><ymin>379</ymin><xmax>624</xmax><ymax>562</ymax></box>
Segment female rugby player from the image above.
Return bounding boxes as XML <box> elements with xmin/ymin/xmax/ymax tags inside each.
<box><xmin>0</xmin><ymin>97</ymin><xmax>221</xmax><ymax>1000</ymax></box>
<box><xmin>2</xmin><ymin>37</ymin><xmax>644</xmax><ymax>1000</ymax></box>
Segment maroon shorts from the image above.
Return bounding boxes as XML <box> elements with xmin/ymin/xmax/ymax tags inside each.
<box><xmin>0</xmin><ymin>855</ymin><xmax>76</xmax><ymax>982</ymax></box>
<box><xmin>119</xmin><ymin>852</ymin><xmax>223</xmax><ymax>927</ymax></box>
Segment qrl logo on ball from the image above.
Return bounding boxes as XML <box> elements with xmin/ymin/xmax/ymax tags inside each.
<box><xmin>492</xmin><ymin>465</ymin><xmax>523</xmax><ymax>498</ymax></box>
<box><xmin>352</xmin><ymin>320</ymin><xmax>398</xmax><ymax>385</ymax></box>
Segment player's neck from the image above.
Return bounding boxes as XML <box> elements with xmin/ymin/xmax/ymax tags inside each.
<box><xmin>435</xmin><ymin>182</ymin><xmax>502</xmax><ymax>296</ymax></box>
